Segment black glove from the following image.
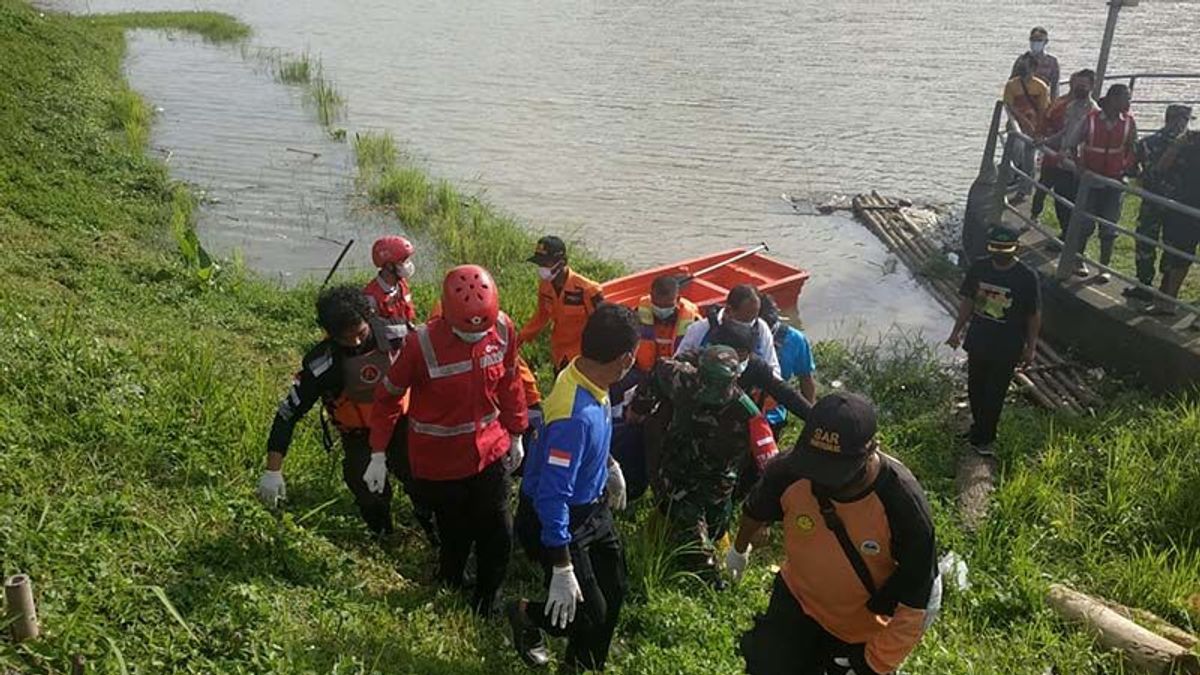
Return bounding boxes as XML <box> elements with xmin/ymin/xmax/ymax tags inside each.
<box><xmin>847</xmin><ymin>644</ymin><xmax>882</xmax><ymax>675</ymax></box>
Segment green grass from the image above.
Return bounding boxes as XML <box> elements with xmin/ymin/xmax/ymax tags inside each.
<box><xmin>275</xmin><ymin>51</ymin><xmax>313</xmax><ymax>85</ymax></box>
<box><xmin>4</xmin><ymin>0</ymin><xmax>1200</xmax><ymax>671</ymax></box>
<box><xmin>86</xmin><ymin>10</ymin><xmax>251</xmax><ymax>43</ymax></box>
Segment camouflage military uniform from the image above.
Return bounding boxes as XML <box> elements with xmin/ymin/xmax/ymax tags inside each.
<box><xmin>630</xmin><ymin>347</ymin><xmax>778</xmax><ymax>576</ymax></box>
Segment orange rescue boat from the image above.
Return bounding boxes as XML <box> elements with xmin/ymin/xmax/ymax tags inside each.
<box><xmin>601</xmin><ymin>245</ymin><xmax>809</xmax><ymax>313</ymax></box>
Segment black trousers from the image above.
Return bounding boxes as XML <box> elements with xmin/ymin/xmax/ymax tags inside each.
<box><xmin>408</xmin><ymin>460</ymin><xmax>512</xmax><ymax>615</ymax></box>
<box><xmin>741</xmin><ymin>575</ymin><xmax>875</xmax><ymax>675</ymax></box>
<box><xmin>341</xmin><ymin>432</ymin><xmax>394</xmax><ymax>535</ymax></box>
<box><xmin>386</xmin><ymin>417</ymin><xmax>438</xmax><ymax>544</ymax></box>
<box><xmin>516</xmin><ymin>495</ymin><xmax>628</xmax><ymax>671</ymax></box>
<box><xmin>966</xmin><ymin>349</ymin><xmax>1020</xmax><ymax>447</ymax></box>
<box><xmin>1042</xmin><ymin>166</ymin><xmax>1077</xmax><ymax>235</ymax></box>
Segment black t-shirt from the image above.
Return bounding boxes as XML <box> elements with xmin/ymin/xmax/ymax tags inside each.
<box><xmin>960</xmin><ymin>258</ymin><xmax>1041</xmax><ymax>360</ymax></box>
<box><xmin>1172</xmin><ymin>138</ymin><xmax>1200</xmax><ymax>208</ymax></box>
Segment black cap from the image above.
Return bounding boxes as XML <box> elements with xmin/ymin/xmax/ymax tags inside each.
<box><xmin>987</xmin><ymin>224</ymin><xmax>1020</xmax><ymax>254</ymax></box>
<box><xmin>709</xmin><ymin>321</ymin><xmax>755</xmax><ymax>354</ymax></box>
<box><xmin>528</xmin><ymin>235</ymin><xmax>567</xmax><ymax>266</ymax></box>
<box><xmin>792</xmin><ymin>393</ymin><xmax>878</xmax><ymax>487</ymax></box>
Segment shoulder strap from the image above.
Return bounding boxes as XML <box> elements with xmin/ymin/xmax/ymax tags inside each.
<box><xmin>1018</xmin><ymin>78</ymin><xmax>1038</xmax><ymax>115</ymax></box>
<box><xmin>814</xmin><ymin>492</ymin><xmax>878</xmax><ymax>598</ymax></box>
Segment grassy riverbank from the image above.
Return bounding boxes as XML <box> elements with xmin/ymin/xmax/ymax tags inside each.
<box><xmin>3</xmin><ymin>1</ymin><xmax>1200</xmax><ymax>672</ymax></box>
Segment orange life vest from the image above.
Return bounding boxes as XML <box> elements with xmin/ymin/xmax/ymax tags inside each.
<box><xmin>634</xmin><ymin>296</ymin><xmax>700</xmax><ymax>372</ymax></box>
<box><xmin>1079</xmin><ymin>110</ymin><xmax>1134</xmax><ymax>179</ymax></box>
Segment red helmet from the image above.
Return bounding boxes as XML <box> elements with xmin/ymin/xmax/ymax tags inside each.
<box><xmin>442</xmin><ymin>265</ymin><xmax>499</xmax><ymax>333</ymax></box>
<box><xmin>371</xmin><ymin>236</ymin><xmax>414</xmax><ymax>268</ymax></box>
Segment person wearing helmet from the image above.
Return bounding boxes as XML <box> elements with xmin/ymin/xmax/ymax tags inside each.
<box><xmin>257</xmin><ymin>285</ymin><xmax>403</xmax><ymax>536</ymax></box>
<box><xmin>519</xmin><ymin>235</ymin><xmax>606</xmax><ymax>372</ymax></box>
<box><xmin>364</xmin><ymin>235</ymin><xmax>417</xmax><ymax>343</ymax></box>
<box><xmin>728</xmin><ymin>393</ymin><xmax>940</xmax><ymax>675</ymax></box>
<box><xmin>627</xmin><ymin>345</ymin><xmax>779</xmax><ymax>584</ymax></box>
<box><xmin>368</xmin><ymin>265</ymin><xmax>528</xmax><ymax>616</ymax></box>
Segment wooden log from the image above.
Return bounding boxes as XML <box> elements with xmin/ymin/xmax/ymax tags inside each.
<box><xmin>1098</xmin><ymin>599</ymin><xmax>1200</xmax><ymax>651</ymax></box>
<box><xmin>1025</xmin><ymin>368</ymin><xmax>1084</xmax><ymax>415</ymax></box>
<box><xmin>1014</xmin><ymin>372</ymin><xmax>1060</xmax><ymax>411</ymax></box>
<box><xmin>955</xmin><ymin>450</ymin><xmax>996</xmax><ymax>531</ymax></box>
<box><xmin>4</xmin><ymin>574</ymin><xmax>40</xmax><ymax>642</ymax></box>
<box><xmin>1047</xmin><ymin>584</ymin><xmax>1200</xmax><ymax>674</ymax></box>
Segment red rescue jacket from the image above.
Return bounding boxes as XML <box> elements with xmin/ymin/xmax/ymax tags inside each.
<box><xmin>363</xmin><ymin>275</ymin><xmax>416</xmax><ymax>343</ymax></box>
<box><xmin>370</xmin><ymin>313</ymin><xmax>528</xmax><ymax>481</ymax></box>
<box><xmin>1080</xmin><ymin>110</ymin><xmax>1134</xmax><ymax>179</ymax></box>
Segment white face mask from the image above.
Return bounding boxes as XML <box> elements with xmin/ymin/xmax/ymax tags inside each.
<box><xmin>452</xmin><ymin>327</ymin><xmax>489</xmax><ymax>343</ymax></box>
<box><xmin>397</xmin><ymin>260</ymin><xmax>415</xmax><ymax>279</ymax></box>
<box><xmin>736</xmin><ymin>359</ymin><xmax>749</xmax><ymax>375</ymax></box>
<box><xmin>537</xmin><ymin>266</ymin><xmax>557</xmax><ymax>281</ymax></box>
<box><xmin>1030</xmin><ymin>40</ymin><xmax>1046</xmax><ymax>54</ymax></box>
<box><xmin>651</xmin><ymin>305</ymin><xmax>676</xmax><ymax>321</ymax></box>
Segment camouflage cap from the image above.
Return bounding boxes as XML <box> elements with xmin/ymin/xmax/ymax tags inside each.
<box><xmin>695</xmin><ymin>345</ymin><xmax>740</xmax><ymax>406</ymax></box>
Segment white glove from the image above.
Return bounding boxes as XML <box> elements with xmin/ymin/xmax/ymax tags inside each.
<box><xmin>363</xmin><ymin>452</ymin><xmax>388</xmax><ymax>494</ymax></box>
<box><xmin>502</xmin><ymin>434</ymin><xmax>525</xmax><ymax>475</ymax></box>
<box><xmin>605</xmin><ymin>458</ymin><xmax>627</xmax><ymax>511</ymax></box>
<box><xmin>725</xmin><ymin>544</ymin><xmax>751</xmax><ymax>584</ymax></box>
<box><xmin>257</xmin><ymin>470</ymin><xmax>286</xmax><ymax>507</ymax></box>
<box><xmin>544</xmin><ymin>564</ymin><xmax>584</xmax><ymax>629</ymax></box>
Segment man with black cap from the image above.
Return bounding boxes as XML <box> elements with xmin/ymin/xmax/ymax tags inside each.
<box><xmin>1126</xmin><ymin>103</ymin><xmax>1194</xmax><ymax>301</ymax></box>
<box><xmin>520</xmin><ymin>235</ymin><xmax>606</xmax><ymax>372</ymax></box>
<box><xmin>727</xmin><ymin>393</ymin><xmax>940</xmax><ymax>675</ymax></box>
<box><xmin>947</xmin><ymin>225</ymin><xmax>1041</xmax><ymax>456</ymax></box>
<box><xmin>628</xmin><ymin>345</ymin><xmax>780</xmax><ymax>583</ymax></box>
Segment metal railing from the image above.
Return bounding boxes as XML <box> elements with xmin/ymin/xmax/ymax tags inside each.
<box><xmin>1106</xmin><ymin>72</ymin><xmax>1200</xmax><ymax>106</ymax></box>
<box><xmin>993</xmin><ymin>127</ymin><xmax>1200</xmax><ymax>318</ymax></box>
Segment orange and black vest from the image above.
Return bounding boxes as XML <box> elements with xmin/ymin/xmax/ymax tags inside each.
<box><xmin>325</xmin><ymin>319</ymin><xmax>395</xmax><ymax>431</ymax></box>
<box><xmin>634</xmin><ymin>296</ymin><xmax>700</xmax><ymax>372</ymax></box>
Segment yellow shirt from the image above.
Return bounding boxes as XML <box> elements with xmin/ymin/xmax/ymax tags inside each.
<box><xmin>1003</xmin><ymin>76</ymin><xmax>1051</xmax><ymax>133</ymax></box>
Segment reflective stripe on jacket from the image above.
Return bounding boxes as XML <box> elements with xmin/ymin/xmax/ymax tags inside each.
<box><xmin>370</xmin><ymin>313</ymin><xmax>528</xmax><ymax>480</ymax></box>
<box><xmin>1080</xmin><ymin>110</ymin><xmax>1134</xmax><ymax>179</ymax></box>
<box><xmin>363</xmin><ymin>276</ymin><xmax>416</xmax><ymax>343</ymax></box>
<box><xmin>634</xmin><ymin>295</ymin><xmax>700</xmax><ymax>372</ymax></box>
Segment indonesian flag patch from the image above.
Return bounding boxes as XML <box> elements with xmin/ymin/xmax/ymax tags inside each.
<box><xmin>548</xmin><ymin>449</ymin><xmax>572</xmax><ymax>468</ymax></box>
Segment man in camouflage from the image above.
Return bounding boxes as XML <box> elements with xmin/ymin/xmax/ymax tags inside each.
<box><xmin>628</xmin><ymin>345</ymin><xmax>779</xmax><ymax>582</ymax></box>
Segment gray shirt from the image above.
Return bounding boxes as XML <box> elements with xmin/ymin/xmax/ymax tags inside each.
<box><xmin>1045</xmin><ymin>97</ymin><xmax>1100</xmax><ymax>152</ymax></box>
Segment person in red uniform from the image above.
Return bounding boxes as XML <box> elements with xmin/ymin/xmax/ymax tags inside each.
<box><xmin>257</xmin><ymin>285</ymin><xmax>402</xmax><ymax>535</ymax></box>
<box><xmin>1063</xmin><ymin>84</ymin><xmax>1138</xmax><ymax>279</ymax></box>
<box><xmin>369</xmin><ymin>264</ymin><xmax>528</xmax><ymax>615</ymax></box>
<box><xmin>519</xmin><ymin>235</ymin><xmax>606</xmax><ymax>372</ymax></box>
<box><xmin>363</xmin><ymin>235</ymin><xmax>418</xmax><ymax>343</ymax></box>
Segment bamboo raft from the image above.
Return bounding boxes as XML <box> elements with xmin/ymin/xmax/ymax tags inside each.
<box><xmin>851</xmin><ymin>192</ymin><xmax>1102</xmax><ymax>416</ymax></box>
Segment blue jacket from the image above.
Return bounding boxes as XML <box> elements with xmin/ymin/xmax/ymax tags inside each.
<box><xmin>521</xmin><ymin>360</ymin><xmax>611</xmax><ymax>548</ymax></box>
<box><xmin>767</xmin><ymin>325</ymin><xmax>815</xmax><ymax>426</ymax></box>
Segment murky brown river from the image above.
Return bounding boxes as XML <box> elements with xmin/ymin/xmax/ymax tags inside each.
<box><xmin>42</xmin><ymin>0</ymin><xmax>1200</xmax><ymax>340</ymax></box>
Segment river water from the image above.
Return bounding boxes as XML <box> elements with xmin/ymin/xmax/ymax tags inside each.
<box><xmin>43</xmin><ymin>0</ymin><xmax>1200</xmax><ymax>340</ymax></box>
